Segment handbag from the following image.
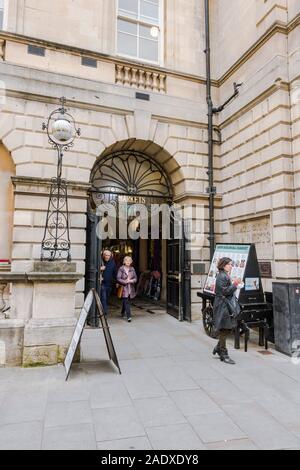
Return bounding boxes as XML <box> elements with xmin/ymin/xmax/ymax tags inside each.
<box><xmin>223</xmin><ymin>295</ymin><xmax>241</xmax><ymax>319</ymax></box>
<box><xmin>117</xmin><ymin>285</ymin><xmax>123</xmax><ymax>299</ymax></box>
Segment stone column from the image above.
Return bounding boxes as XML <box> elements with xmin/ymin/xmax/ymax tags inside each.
<box><xmin>0</xmin><ymin>273</ymin><xmax>27</xmax><ymax>366</ymax></box>
<box><xmin>22</xmin><ymin>261</ymin><xmax>83</xmax><ymax>367</ymax></box>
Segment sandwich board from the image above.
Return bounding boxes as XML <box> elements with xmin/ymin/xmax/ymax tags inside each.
<box><xmin>203</xmin><ymin>243</ymin><xmax>264</xmax><ymax>303</ymax></box>
<box><xmin>64</xmin><ymin>288</ymin><xmax>121</xmax><ymax>380</ymax></box>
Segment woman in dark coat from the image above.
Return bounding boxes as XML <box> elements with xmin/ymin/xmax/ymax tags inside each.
<box><xmin>117</xmin><ymin>256</ymin><xmax>138</xmax><ymax>323</ymax></box>
<box><xmin>213</xmin><ymin>257</ymin><xmax>244</xmax><ymax>364</ymax></box>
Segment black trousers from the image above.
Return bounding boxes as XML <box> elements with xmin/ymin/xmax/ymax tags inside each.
<box><xmin>219</xmin><ymin>329</ymin><xmax>232</xmax><ymax>349</ymax></box>
<box><xmin>122</xmin><ymin>297</ymin><xmax>131</xmax><ymax>319</ymax></box>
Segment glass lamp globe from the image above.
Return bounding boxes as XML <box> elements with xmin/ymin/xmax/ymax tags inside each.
<box><xmin>150</xmin><ymin>26</ymin><xmax>159</xmax><ymax>38</ymax></box>
<box><xmin>52</xmin><ymin>115</ymin><xmax>73</xmax><ymax>143</ymax></box>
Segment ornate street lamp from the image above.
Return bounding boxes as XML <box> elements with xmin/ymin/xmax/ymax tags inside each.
<box><xmin>41</xmin><ymin>97</ymin><xmax>81</xmax><ymax>261</ymax></box>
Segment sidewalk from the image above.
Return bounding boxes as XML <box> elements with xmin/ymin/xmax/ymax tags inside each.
<box><xmin>0</xmin><ymin>305</ymin><xmax>300</xmax><ymax>450</ymax></box>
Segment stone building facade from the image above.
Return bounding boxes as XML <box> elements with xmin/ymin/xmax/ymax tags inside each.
<box><xmin>0</xmin><ymin>0</ymin><xmax>299</xmax><ymax>365</ymax></box>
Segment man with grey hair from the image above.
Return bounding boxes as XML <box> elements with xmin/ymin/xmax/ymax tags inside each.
<box><xmin>100</xmin><ymin>250</ymin><xmax>117</xmax><ymax>317</ymax></box>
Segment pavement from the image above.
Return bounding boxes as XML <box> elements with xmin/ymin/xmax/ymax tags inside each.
<box><xmin>1</xmin><ymin>302</ymin><xmax>300</xmax><ymax>450</ymax></box>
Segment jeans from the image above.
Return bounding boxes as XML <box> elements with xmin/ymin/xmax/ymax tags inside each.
<box><xmin>121</xmin><ymin>297</ymin><xmax>131</xmax><ymax>319</ymax></box>
<box><xmin>100</xmin><ymin>284</ymin><xmax>112</xmax><ymax>316</ymax></box>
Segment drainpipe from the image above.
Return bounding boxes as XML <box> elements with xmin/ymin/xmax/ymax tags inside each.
<box><xmin>204</xmin><ymin>0</ymin><xmax>216</xmax><ymax>261</ymax></box>
<box><xmin>204</xmin><ymin>0</ymin><xmax>242</xmax><ymax>261</ymax></box>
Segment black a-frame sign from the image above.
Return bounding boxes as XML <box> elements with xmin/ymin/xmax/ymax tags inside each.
<box><xmin>64</xmin><ymin>288</ymin><xmax>121</xmax><ymax>380</ymax></box>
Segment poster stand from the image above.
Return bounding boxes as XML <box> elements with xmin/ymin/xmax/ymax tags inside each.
<box><xmin>204</xmin><ymin>243</ymin><xmax>264</xmax><ymax>304</ymax></box>
<box><xmin>64</xmin><ymin>288</ymin><xmax>121</xmax><ymax>380</ymax></box>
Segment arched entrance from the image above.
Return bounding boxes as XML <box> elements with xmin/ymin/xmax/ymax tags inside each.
<box><xmin>85</xmin><ymin>140</ymin><xmax>191</xmax><ymax>323</ymax></box>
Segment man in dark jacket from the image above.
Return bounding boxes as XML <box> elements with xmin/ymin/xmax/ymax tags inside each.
<box><xmin>100</xmin><ymin>250</ymin><xmax>117</xmax><ymax>316</ymax></box>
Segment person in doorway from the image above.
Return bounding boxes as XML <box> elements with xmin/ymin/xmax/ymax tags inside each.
<box><xmin>212</xmin><ymin>257</ymin><xmax>244</xmax><ymax>364</ymax></box>
<box><xmin>117</xmin><ymin>256</ymin><xmax>138</xmax><ymax>323</ymax></box>
<box><xmin>100</xmin><ymin>250</ymin><xmax>117</xmax><ymax>317</ymax></box>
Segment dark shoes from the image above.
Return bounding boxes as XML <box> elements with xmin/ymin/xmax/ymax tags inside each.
<box><xmin>213</xmin><ymin>342</ymin><xmax>221</xmax><ymax>357</ymax></box>
<box><xmin>127</xmin><ymin>317</ymin><xmax>132</xmax><ymax>323</ymax></box>
<box><xmin>213</xmin><ymin>343</ymin><xmax>235</xmax><ymax>364</ymax></box>
<box><xmin>220</xmin><ymin>348</ymin><xmax>235</xmax><ymax>365</ymax></box>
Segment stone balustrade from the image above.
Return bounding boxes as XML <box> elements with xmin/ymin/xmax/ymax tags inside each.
<box><xmin>116</xmin><ymin>64</ymin><xmax>166</xmax><ymax>93</ymax></box>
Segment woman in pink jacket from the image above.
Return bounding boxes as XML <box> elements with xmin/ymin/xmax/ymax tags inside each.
<box><xmin>117</xmin><ymin>256</ymin><xmax>138</xmax><ymax>323</ymax></box>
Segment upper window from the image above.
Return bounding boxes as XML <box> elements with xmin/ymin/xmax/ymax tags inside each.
<box><xmin>117</xmin><ymin>0</ymin><xmax>162</xmax><ymax>64</ymax></box>
<box><xmin>0</xmin><ymin>0</ymin><xmax>4</xmax><ymax>30</ymax></box>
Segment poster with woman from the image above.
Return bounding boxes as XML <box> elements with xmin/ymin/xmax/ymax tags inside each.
<box><xmin>204</xmin><ymin>244</ymin><xmax>251</xmax><ymax>296</ymax></box>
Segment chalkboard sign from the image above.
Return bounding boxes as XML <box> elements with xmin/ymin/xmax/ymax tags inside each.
<box><xmin>64</xmin><ymin>289</ymin><xmax>121</xmax><ymax>380</ymax></box>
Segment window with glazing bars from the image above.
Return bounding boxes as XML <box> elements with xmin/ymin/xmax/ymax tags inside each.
<box><xmin>117</xmin><ymin>0</ymin><xmax>161</xmax><ymax>64</ymax></box>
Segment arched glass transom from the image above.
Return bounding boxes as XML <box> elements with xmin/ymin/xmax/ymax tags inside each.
<box><xmin>91</xmin><ymin>150</ymin><xmax>172</xmax><ymax>199</ymax></box>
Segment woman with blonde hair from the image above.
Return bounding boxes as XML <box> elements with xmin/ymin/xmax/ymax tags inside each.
<box><xmin>117</xmin><ymin>256</ymin><xmax>138</xmax><ymax>323</ymax></box>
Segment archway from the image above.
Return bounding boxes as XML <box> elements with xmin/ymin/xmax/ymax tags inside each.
<box><xmin>85</xmin><ymin>139</ymin><xmax>191</xmax><ymax>324</ymax></box>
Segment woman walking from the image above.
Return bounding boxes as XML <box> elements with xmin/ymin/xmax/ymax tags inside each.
<box><xmin>213</xmin><ymin>257</ymin><xmax>244</xmax><ymax>364</ymax></box>
<box><xmin>117</xmin><ymin>256</ymin><xmax>138</xmax><ymax>323</ymax></box>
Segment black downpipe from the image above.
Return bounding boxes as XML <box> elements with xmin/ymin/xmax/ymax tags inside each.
<box><xmin>204</xmin><ymin>0</ymin><xmax>215</xmax><ymax>261</ymax></box>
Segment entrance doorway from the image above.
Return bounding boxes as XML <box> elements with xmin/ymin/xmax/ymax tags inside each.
<box><xmin>85</xmin><ymin>145</ymin><xmax>191</xmax><ymax>322</ymax></box>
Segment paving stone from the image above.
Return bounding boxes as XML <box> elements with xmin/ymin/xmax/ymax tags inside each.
<box><xmin>219</xmin><ymin>370</ymin><xmax>283</xmax><ymax>401</ymax></box>
<box><xmin>188</xmin><ymin>412</ymin><xmax>246</xmax><ymax>443</ymax></box>
<box><xmin>169</xmin><ymin>389</ymin><xmax>222</xmax><ymax>416</ymax></box>
<box><xmin>45</xmin><ymin>401</ymin><xmax>93</xmax><ymax>427</ymax></box>
<box><xmin>271</xmin><ymin>363</ymin><xmax>300</xmax><ymax>383</ymax></box>
<box><xmin>0</xmin><ymin>390</ymin><xmax>47</xmax><ymax>425</ymax></box>
<box><xmin>255</xmin><ymin>395</ymin><xmax>300</xmax><ymax>430</ymax></box>
<box><xmin>205</xmin><ymin>439</ymin><xmax>259</xmax><ymax>450</ymax></box>
<box><xmin>0</xmin><ymin>379</ymin><xmax>13</xmax><ymax>393</ymax></box>
<box><xmin>196</xmin><ymin>378</ymin><xmax>253</xmax><ymax>406</ymax></box>
<box><xmin>3</xmin><ymin>308</ymin><xmax>300</xmax><ymax>450</ymax></box>
<box><xmin>77</xmin><ymin>362</ymin><xmax>121</xmax><ymax>383</ymax></box>
<box><xmin>0</xmin><ymin>391</ymin><xmax>6</xmax><ymax>407</ymax></box>
<box><xmin>222</xmin><ymin>403</ymin><xmax>300</xmax><ymax>450</ymax></box>
<box><xmin>93</xmin><ymin>406</ymin><xmax>145</xmax><ymax>441</ymax></box>
<box><xmin>146</xmin><ymin>423</ymin><xmax>206</xmax><ymax>450</ymax></box>
<box><xmin>90</xmin><ymin>381</ymin><xmax>131</xmax><ymax>409</ymax></box>
<box><xmin>144</xmin><ymin>357</ymin><xmax>177</xmax><ymax>370</ymax></box>
<box><xmin>119</xmin><ymin>358</ymin><xmax>150</xmax><ymax>373</ymax></box>
<box><xmin>123</xmin><ymin>371</ymin><xmax>167</xmax><ymax>399</ymax></box>
<box><xmin>133</xmin><ymin>397</ymin><xmax>187</xmax><ymax>427</ymax></box>
<box><xmin>255</xmin><ymin>368</ymin><xmax>300</xmax><ymax>406</ymax></box>
<box><xmin>42</xmin><ymin>424</ymin><xmax>97</xmax><ymax>450</ymax></box>
<box><xmin>97</xmin><ymin>437</ymin><xmax>153</xmax><ymax>450</ymax></box>
<box><xmin>0</xmin><ymin>421</ymin><xmax>43</xmax><ymax>450</ymax></box>
<box><xmin>175</xmin><ymin>360</ymin><xmax>224</xmax><ymax>381</ymax></box>
<box><xmin>153</xmin><ymin>366</ymin><xmax>198</xmax><ymax>391</ymax></box>
<box><xmin>47</xmin><ymin>382</ymin><xmax>90</xmax><ymax>403</ymax></box>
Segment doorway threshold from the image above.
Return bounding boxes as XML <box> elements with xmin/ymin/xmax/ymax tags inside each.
<box><xmin>132</xmin><ymin>298</ymin><xmax>167</xmax><ymax>314</ymax></box>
